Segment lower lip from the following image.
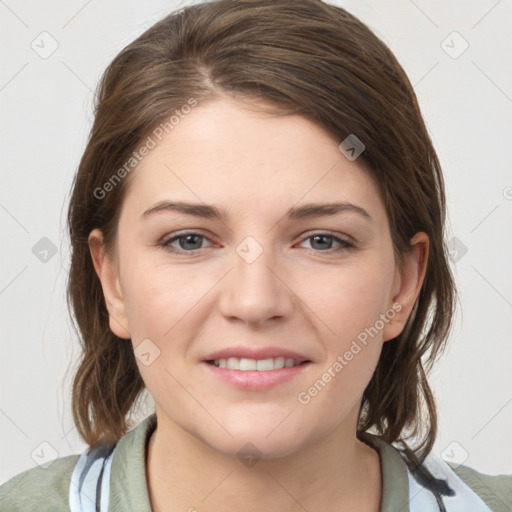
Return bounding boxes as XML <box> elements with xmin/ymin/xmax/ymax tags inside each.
<box><xmin>202</xmin><ymin>361</ymin><xmax>312</xmax><ymax>391</ymax></box>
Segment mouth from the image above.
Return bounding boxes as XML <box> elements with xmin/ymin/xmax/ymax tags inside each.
<box><xmin>201</xmin><ymin>348</ymin><xmax>313</xmax><ymax>390</ymax></box>
<box><xmin>206</xmin><ymin>357</ymin><xmax>311</xmax><ymax>371</ymax></box>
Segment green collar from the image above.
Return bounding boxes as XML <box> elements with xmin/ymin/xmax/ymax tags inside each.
<box><xmin>108</xmin><ymin>414</ymin><xmax>411</xmax><ymax>512</ymax></box>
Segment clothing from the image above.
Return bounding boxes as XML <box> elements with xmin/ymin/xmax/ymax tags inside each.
<box><xmin>1</xmin><ymin>413</ymin><xmax>511</xmax><ymax>511</ymax></box>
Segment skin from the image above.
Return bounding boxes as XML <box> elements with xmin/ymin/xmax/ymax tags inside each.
<box><xmin>89</xmin><ymin>96</ymin><xmax>429</xmax><ymax>512</ymax></box>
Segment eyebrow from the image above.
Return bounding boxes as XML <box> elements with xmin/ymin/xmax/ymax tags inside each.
<box><xmin>140</xmin><ymin>200</ymin><xmax>372</xmax><ymax>222</ymax></box>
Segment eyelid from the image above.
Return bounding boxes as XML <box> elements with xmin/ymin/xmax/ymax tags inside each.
<box><xmin>160</xmin><ymin>229</ymin><xmax>355</xmax><ymax>255</ymax></box>
<box><xmin>299</xmin><ymin>229</ymin><xmax>355</xmax><ymax>244</ymax></box>
<box><xmin>160</xmin><ymin>230</ymin><xmax>215</xmax><ymax>249</ymax></box>
<box><xmin>296</xmin><ymin>231</ymin><xmax>354</xmax><ymax>253</ymax></box>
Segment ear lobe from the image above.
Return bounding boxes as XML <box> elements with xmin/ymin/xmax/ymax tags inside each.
<box><xmin>382</xmin><ymin>232</ymin><xmax>429</xmax><ymax>342</ymax></box>
<box><xmin>88</xmin><ymin>229</ymin><xmax>131</xmax><ymax>339</ymax></box>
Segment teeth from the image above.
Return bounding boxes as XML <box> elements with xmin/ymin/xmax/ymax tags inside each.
<box><xmin>256</xmin><ymin>358</ymin><xmax>274</xmax><ymax>371</ymax></box>
<box><xmin>212</xmin><ymin>357</ymin><xmax>301</xmax><ymax>371</ymax></box>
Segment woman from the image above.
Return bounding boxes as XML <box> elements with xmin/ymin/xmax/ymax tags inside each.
<box><xmin>1</xmin><ymin>1</ymin><xmax>510</xmax><ymax>511</ymax></box>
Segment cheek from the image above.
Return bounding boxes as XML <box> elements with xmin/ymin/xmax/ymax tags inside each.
<box><xmin>120</xmin><ymin>252</ymin><xmax>222</xmax><ymax>342</ymax></box>
<box><xmin>294</xmin><ymin>259</ymin><xmax>393</xmax><ymax>404</ymax></box>
<box><xmin>302</xmin><ymin>259</ymin><xmax>394</xmax><ymax>342</ymax></box>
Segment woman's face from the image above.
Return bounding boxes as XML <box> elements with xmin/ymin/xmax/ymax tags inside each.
<box><xmin>91</xmin><ymin>97</ymin><xmax>426</xmax><ymax>458</ymax></box>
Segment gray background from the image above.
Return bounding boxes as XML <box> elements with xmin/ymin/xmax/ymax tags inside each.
<box><xmin>1</xmin><ymin>0</ymin><xmax>511</xmax><ymax>483</ymax></box>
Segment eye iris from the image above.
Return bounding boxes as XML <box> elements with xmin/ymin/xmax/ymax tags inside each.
<box><xmin>170</xmin><ymin>233</ymin><xmax>342</xmax><ymax>252</ymax></box>
<box><xmin>311</xmin><ymin>234</ymin><xmax>332</xmax><ymax>250</ymax></box>
<box><xmin>179</xmin><ymin>234</ymin><xmax>203</xmax><ymax>250</ymax></box>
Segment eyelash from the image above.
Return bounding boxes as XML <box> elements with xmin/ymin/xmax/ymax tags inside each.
<box><xmin>159</xmin><ymin>231</ymin><xmax>355</xmax><ymax>256</ymax></box>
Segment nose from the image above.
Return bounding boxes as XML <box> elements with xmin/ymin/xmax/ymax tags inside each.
<box><xmin>217</xmin><ymin>237</ymin><xmax>295</xmax><ymax>326</ymax></box>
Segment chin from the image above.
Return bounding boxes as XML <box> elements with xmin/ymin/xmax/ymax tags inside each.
<box><xmin>202</xmin><ymin>414</ymin><xmax>311</xmax><ymax>461</ymax></box>
<box><xmin>208</xmin><ymin>431</ymin><xmax>305</xmax><ymax>462</ymax></box>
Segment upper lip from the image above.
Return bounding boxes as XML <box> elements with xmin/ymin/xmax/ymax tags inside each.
<box><xmin>204</xmin><ymin>346</ymin><xmax>311</xmax><ymax>364</ymax></box>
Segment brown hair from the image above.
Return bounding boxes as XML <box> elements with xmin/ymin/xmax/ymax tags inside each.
<box><xmin>67</xmin><ymin>0</ymin><xmax>456</xmax><ymax>465</ymax></box>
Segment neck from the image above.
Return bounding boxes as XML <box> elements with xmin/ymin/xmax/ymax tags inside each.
<box><xmin>145</xmin><ymin>412</ymin><xmax>382</xmax><ymax>512</ymax></box>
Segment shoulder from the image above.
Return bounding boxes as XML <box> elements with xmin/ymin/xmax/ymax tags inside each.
<box><xmin>363</xmin><ymin>433</ymin><xmax>512</xmax><ymax>512</ymax></box>
<box><xmin>448</xmin><ymin>462</ymin><xmax>512</xmax><ymax>512</ymax></box>
<box><xmin>0</xmin><ymin>414</ymin><xmax>156</xmax><ymax>512</ymax></box>
<box><xmin>0</xmin><ymin>454</ymin><xmax>79</xmax><ymax>512</ymax></box>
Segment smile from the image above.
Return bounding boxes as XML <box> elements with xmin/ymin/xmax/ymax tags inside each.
<box><xmin>207</xmin><ymin>357</ymin><xmax>306</xmax><ymax>371</ymax></box>
<box><xmin>203</xmin><ymin>359</ymin><xmax>312</xmax><ymax>391</ymax></box>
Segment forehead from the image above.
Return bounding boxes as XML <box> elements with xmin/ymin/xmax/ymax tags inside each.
<box><xmin>121</xmin><ymin>98</ymin><xmax>387</xmax><ymax>225</ymax></box>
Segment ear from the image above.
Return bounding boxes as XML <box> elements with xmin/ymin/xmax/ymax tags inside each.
<box><xmin>382</xmin><ymin>232</ymin><xmax>429</xmax><ymax>342</ymax></box>
<box><xmin>88</xmin><ymin>228</ymin><xmax>131</xmax><ymax>339</ymax></box>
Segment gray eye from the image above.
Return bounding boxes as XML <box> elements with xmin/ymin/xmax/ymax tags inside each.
<box><xmin>308</xmin><ymin>234</ymin><xmax>335</xmax><ymax>250</ymax></box>
<box><xmin>177</xmin><ymin>234</ymin><xmax>204</xmax><ymax>250</ymax></box>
